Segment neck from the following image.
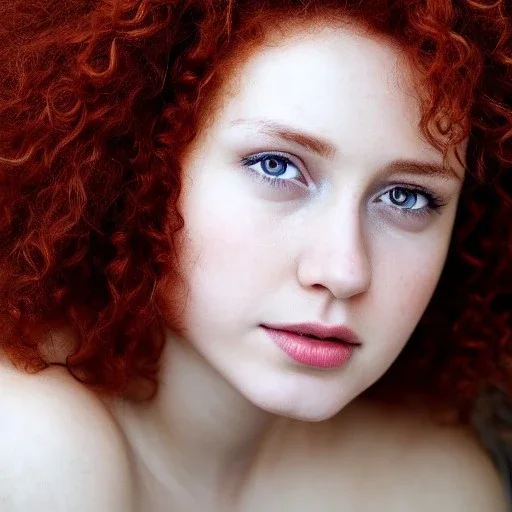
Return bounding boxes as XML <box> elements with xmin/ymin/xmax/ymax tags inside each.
<box><xmin>112</xmin><ymin>330</ymin><xmax>277</xmax><ymax>505</ymax></box>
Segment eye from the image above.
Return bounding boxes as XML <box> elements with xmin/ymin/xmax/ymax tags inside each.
<box><xmin>240</xmin><ymin>152</ymin><xmax>308</xmax><ymax>189</ymax></box>
<box><xmin>381</xmin><ymin>187</ymin><xmax>428</xmax><ymax>210</ymax></box>
<box><xmin>377</xmin><ymin>186</ymin><xmax>445</xmax><ymax>218</ymax></box>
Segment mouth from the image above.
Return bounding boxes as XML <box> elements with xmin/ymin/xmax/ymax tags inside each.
<box><xmin>261</xmin><ymin>322</ymin><xmax>361</xmax><ymax>346</ymax></box>
<box><xmin>261</xmin><ymin>326</ymin><xmax>358</xmax><ymax>368</ymax></box>
<box><xmin>294</xmin><ymin>332</ymin><xmax>341</xmax><ymax>342</ymax></box>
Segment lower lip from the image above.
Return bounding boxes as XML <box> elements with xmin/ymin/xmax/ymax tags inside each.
<box><xmin>262</xmin><ymin>327</ymin><xmax>356</xmax><ymax>369</ymax></box>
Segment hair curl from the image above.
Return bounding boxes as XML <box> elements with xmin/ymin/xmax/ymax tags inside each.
<box><xmin>0</xmin><ymin>0</ymin><xmax>511</xmax><ymax>423</ymax></box>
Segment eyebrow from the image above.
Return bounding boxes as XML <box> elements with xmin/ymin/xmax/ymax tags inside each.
<box><xmin>229</xmin><ymin>118</ymin><xmax>462</xmax><ymax>182</ymax></box>
<box><xmin>231</xmin><ymin>118</ymin><xmax>337</xmax><ymax>160</ymax></box>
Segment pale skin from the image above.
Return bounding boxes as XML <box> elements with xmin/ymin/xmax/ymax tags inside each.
<box><xmin>0</xmin><ymin>22</ymin><xmax>508</xmax><ymax>512</ymax></box>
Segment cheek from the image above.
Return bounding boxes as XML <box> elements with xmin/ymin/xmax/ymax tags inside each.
<box><xmin>177</xmin><ymin>175</ymin><xmax>277</xmax><ymax>324</ymax></box>
<box><xmin>374</xmin><ymin>239</ymin><xmax>449</xmax><ymax>342</ymax></box>
<box><xmin>185</xmin><ymin>197</ymin><xmax>259</xmax><ymax>275</ymax></box>
<box><xmin>180</xmin><ymin>164</ymin><xmax>291</xmax><ymax>278</ymax></box>
<box><xmin>395</xmin><ymin>269</ymin><xmax>439</xmax><ymax>320</ymax></box>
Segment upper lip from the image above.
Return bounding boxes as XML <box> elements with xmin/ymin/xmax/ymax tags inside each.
<box><xmin>262</xmin><ymin>322</ymin><xmax>361</xmax><ymax>345</ymax></box>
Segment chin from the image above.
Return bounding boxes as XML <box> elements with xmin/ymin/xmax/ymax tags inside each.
<box><xmin>245</xmin><ymin>388</ymin><xmax>353</xmax><ymax>423</ymax></box>
<box><xmin>267</xmin><ymin>402</ymin><xmax>347</xmax><ymax>423</ymax></box>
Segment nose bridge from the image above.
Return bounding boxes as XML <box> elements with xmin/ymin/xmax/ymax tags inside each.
<box><xmin>296</xmin><ymin>197</ymin><xmax>371</xmax><ymax>299</ymax></box>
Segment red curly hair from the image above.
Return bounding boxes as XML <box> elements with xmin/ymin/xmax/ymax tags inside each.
<box><xmin>0</xmin><ymin>0</ymin><xmax>511</xmax><ymax>423</ymax></box>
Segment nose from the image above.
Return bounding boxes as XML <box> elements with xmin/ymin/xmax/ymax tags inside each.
<box><xmin>296</xmin><ymin>202</ymin><xmax>371</xmax><ymax>300</ymax></box>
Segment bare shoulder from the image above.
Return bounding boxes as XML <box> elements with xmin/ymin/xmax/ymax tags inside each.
<box><xmin>0</xmin><ymin>353</ymin><xmax>133</xmax><ymax>512</ymax></box>
<box><xmin>395</xmin><ymin>406</ymin><xmax>509</xmax><ymax>512</ymax></box>
<box><xmin>331</xmin><ymin>398</ymin><xmax>509</xmax><ymax>512</ymax></box>
<box><xmin>258</xmin><ymin>398</ymin><xmax>508</xmax><ymax>511</ymax></box>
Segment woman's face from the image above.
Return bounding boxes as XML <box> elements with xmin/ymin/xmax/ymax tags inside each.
<box><xmin>172</xmin><ymin>23</ymin><xmax>467</xmax><ymax>421</ymax></box>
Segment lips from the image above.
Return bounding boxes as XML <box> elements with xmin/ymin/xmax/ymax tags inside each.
<box><xmin>292</xmin><ymin>332</ymin><xmax>340</xmax><ymax>343</ymax></box>
<box><xmin>262</xmin><ymin>326</ymin><xmax>357</xmax><ymax>368</ymax></box>
<box><xmin>262</xmin><ymin>322</ymin><xmax>361</xmax><ymax>345</ymax></box>
<box><xmin>299</xmin><ymin>333</ymin><xmax>338</xmax><ymax>341</ymax></box>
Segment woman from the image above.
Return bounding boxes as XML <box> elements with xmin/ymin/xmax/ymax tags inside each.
<box><xmin>0</xmin><ymin>0</ymin><xmax>511</xmax><ymax>510</ymax></box>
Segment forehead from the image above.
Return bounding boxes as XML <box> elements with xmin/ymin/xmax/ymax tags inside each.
<box><xmin>212</xmin><ymin>24</ymin><xmax>453</xmax><ymax>166</ymax></box>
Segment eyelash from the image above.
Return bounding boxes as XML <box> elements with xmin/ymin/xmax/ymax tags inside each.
<box><xmin>240</xmin><ymin>152</ymin><xmax>447</xmax><ymax>219</ymax></box>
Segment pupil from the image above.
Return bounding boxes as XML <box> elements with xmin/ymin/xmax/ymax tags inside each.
<box><xmin>392</xmin><ymin>188</ymin><xmax>409</xmax><ymax>205</ymax></box>
<box><xmin>263</xmin><ymin>157</ymin><xmax>286</xmax><ymax>176</ymax></box>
